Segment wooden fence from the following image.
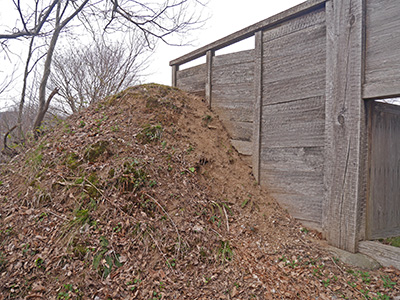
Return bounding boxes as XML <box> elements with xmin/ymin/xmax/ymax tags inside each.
<box><xmin>170</xmin><ymin>0</ymin><xmax>400</xmax><ymax>255</ymax></box>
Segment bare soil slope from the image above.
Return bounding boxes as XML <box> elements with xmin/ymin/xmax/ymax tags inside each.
<box><xmin>0</xmin><ymin>84</ymin><xmax>399</xmax><ymax>299</ymax></box>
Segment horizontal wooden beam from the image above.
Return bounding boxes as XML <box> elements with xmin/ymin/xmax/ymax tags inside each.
<box><xmin>363</xmin><ymin>82</ymin><xmax>400</xmax><ymax>100</ymax></box>
<box><xmin>169</xmin><ymin>0</ymin><xmax>327</xmax><ymax>66</ymax></box>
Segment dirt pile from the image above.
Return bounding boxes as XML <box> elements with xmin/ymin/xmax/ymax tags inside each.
<box><xmin>0</xmin><ymin>84</ymin><xmax>399</xmax><ymax>299</ymax></box>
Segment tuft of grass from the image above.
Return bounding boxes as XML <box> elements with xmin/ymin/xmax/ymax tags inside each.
<box><xmin>379</xmin><ymin>236</ymin><xmax>400</xmax><ymax>248</ymax></box>
<box><xmin>84</xmin><ymin>140</ymin><xmax>109</xmax><ymax>163</ymax></box>
<box><xmin>137</xmin><ymin>124</ymin><xmax>163</xmax><ymax>144</ymax></box>
<box><xmin>93</xmin><ymin>236</ymin><xmax>123</xmax><ymax>279</ymax></box>
<box><xmin>218</xmin><ymin>240</ymin><xmax>233</xmax><ymax>263</ymax></box>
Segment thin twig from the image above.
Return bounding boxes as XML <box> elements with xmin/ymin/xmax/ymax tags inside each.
<box><xmin>222</xmin><ymin>205</ymin><xmax>229</xmax><ymax>233</ymax></box>
<box><xmin>45</xmin><ymin>209</ymin><xmax>68</xmax><ymax>220</ymax></box>
<box><xmin>147</xmin><ymin>230</ymin><xmax>176</xmax><ymax>274</ymax></box>
<box><xmin>145</xmin><ymin>192</ymin><xmax>182</xmax><ymax>254</ymax></box>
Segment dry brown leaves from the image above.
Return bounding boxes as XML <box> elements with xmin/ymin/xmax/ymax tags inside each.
<box><xmin>0</xmin><ymin>84</ymin><xmax>399</xmax><ymax>299</ymax></box>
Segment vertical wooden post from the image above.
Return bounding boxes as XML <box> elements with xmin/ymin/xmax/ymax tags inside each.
<box><xmin>171</xmin><ymin>64</ymin><xmax>179</xmax><ymax>87</ymax></box>
<box><xmin>252</xmin><ymin>30</ymin><xmax>263</xmax><ymax>183</ymax></box>
<box><xmin>206</xmin><ymin>50</ymin><xmax>214</xmax><ymax>108</ymax></box>
<box><xmin>323</xmin><ymin>0</ymin><xmax>366</xmax><ymax>253</ymax></box>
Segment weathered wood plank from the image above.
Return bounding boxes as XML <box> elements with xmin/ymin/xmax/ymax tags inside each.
<box><xmin>217</xmin><ymin>120</ymin><xmax>253</xmax><ymax>141</ymax></box>
<box><xmin>212</xmin><ymin>63</ymin><xmax>254</xmax><ymax>86</ymax></box>
<box><xmin>262</xmin><ymin>24</ymin><xmax>326</xmax><ymax>105</ymax></box>
<box><xmin>212</xmin><ymin>50</ymin><xmax>254</xmax><ymax>68</ymax></box>
<box><xmin>176</xmin><ymin>63</ymin><xmax>206</xmax><ymax>79</ymax></box>
<box><xmin>363</xmin><ymin>82</ymin><xmax>400</xmax><ymax>100</ymax></box>
<box><xmin>259</xmin><ymin>145</ymin><xmax>324</xmax><ymax>225</ymax></box>
<box><xmin>212</xmin><ymin>83</ymin><xmax>254</xmax><ymax>102</ymax></box>
<box><xmin>261</xmin><ymin>147</ymin><xmax>324</xmax><ymax>174</ymax></box>
<box><xmin>269</xmin><ymin>193</ymin><xmax>323</xmax><ymax>225</ymax></box>
<box><xmin>176</xmin><ymin>63</ymin><xmax>206</xmax><ymax>94</ymax></box>
<box><xmin>253</xmin><ymin>31</ymin><xmax>263</xmax><ymax>183</ymax></box>
<box><xmin>212</xmin><ymin>104</ymin><xmax>253</xmax><ymax>123</ymax></box>
<box><xmin>323</xmin><ymin>0</ymin><xmax>365</xmax><ymax>253</ymax></box>
<box><xmin>205</xmin><ymin>50</ymin><xmax>214</xmax><ymax>107</ymax></box>
<box><xmin>170</xmin><ymin>0</ymin><xmax>326</xmax><ymax>66</ymax></box>
<box><xmin>359</xmin><ymin>241</ymin><xmax>400</xmax><ymax>270</ymax></box>
<box><xmin>230</xmin><ymin>139</ymin><xmax>252</xmax><ymax>156</ymax></box>
<box><xmin>263</xmin><ymin>7</ymin><xmax>325</xmax><ymax>42</ymax></box>
<box><xmin>367</xmin><ymin>101</ymin><xmax>400</xmax><ymax>239</ymax></box>
<box><xmin>260</xmin><ymin>149</ymin><xmax>324</xmax><ymax>197</ymax></box>
<box><xmin>171</xmin><ymin>65</ymin><xmax>178</xmax><ymax>87</ymax></box>
<box><xmin>364</xmin><ymin>0</ymin><xmax>400</xmax><ymax>99</ymax></box>
<box><xmin>261</xmin><ymin>170</ymin><xmax>323</xmax><ymax>196</ymax></box>
<box><xmin>261</xmin><ymin>97</ymin><xmax>325</xmax><ymax>148</ymax></box>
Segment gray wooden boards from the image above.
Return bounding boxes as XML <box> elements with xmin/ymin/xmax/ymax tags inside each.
<box><xmin>170</xmin><ymin>0</ymin><xmax>326</xmax><ymax>66</ymax></box>
<box><xmin>211</xmin><ymin>50</ymin><xmax>255</xmax><ymax>155</ymax></box>
<box><xmin>259</xmin><ymin>7</ymin><xmax>326</xmax><ymax>228</ymax></box>
<box><xmin>252</xmin><ymin>31</ymin><xmax>263</xmax><ymax>183</ymax></box>
<box><xmin>364</xmin><ymin>0</ymin><xmax>400</xmax><ymax>99</ymax></box>
<box><xmin>323</xmin><ymin>0</ymin><xmax>365</xmax><ymax>253</ymax></box>
<box><xmin>176</xmin><ymin>64</ymin><xmax>206</xmax><ymax>96</ymax></box>
<box><xmin>359</xmin><ymin>241</ymin><xmax>400</xmax><ymax>270</ymax></box>
<box><xmin>367</xmin><ymin>101</ymin><xmax>400</xmax><ymax>239</ymax></box>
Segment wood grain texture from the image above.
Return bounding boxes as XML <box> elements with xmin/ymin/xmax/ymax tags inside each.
<box><xmin>231</xmin><ymin>139</ymin><xmax>252</xmax><ymax>156</ymax></box>
<box><xmin>211</xmin><ymin>50</ymin><xmax>255</xmax><ymax>144</ymax></box>
<box><xmin>367</xmin><ymin>102</ymin><xmax>400</xmax><ymax>239</ymax></box>
<box><xmin>211</xmin><ymin>83</ymin><xmax>254</xmax><ymax>102</ymax></box>
<box><xmin>212</xmin><ymin>50</ymin><xmax>254</xmax><ymax>68</ymax></box>
<box><xmin>170</xmin><ymin>0</ymin><xmax>326</xmax><ymax>66</ymax></box>
<box><xmin>176</xmin><ymin>64</ymin><xmax>206</xmax><ymax>94</ymax></box>
<box><xmin>253</xmin><ymin>31</ymin><xmax>263</xmax><ymax>183</ymax></box>
<box><xmin>323</xmin><ymin>0</ymin><xmax>365</xmax><ymax>253</ymax></box>
<box><xmin>215</xmin><ymin>119</ymin><xmax>253</xmax><ymax>141</ymax></box>
<box><xmin>258</xmin><ymin>8</ymin><xmax>326</xmax><ymax>227</ymax></box>
<box><xmin>359</xmin><ymin>241</ymin><xmax>400</xmax><ymax>270</ymax></box>
<box><xmin>260</xmin><ymin>146</ymin><xmax>324</xmax><ymax>224</ymax></box>
<box><xmin>171</xmin><ymin>65</ymin><xmax>178</xmax><ymax>87</ymax></box>
<box><xmin>212</xmin><ymin>63</ymin><xmax>254</xmax><ymax>85</ymax></box>
<box><xmin>212</xmin><ymin>103</ymin><xmax>253</xmax><ymax>123</ymax></box>
<box><xmin>261</xmin><ymin>97</ymin><xmax>325</xmax><ymax>148</ymax></box>
<box><xmin>262</xmin><ymin>23</ymin><xmax>326</xmax><ymax>105</ymax></box>
<box><xmin>269</xmin><ymin>193</ymin><xmax>323</xmax><ymax>225</ymax></box>
<box><xmin>364</xmin><ymin>0</ymin><xmax>400</xmax><ymax>99</ymax></box>
<box><xmin>263</xmin><ymin>7</ymin><xmax>325</xmax><ymax>42</ymax></box>
<box><xmin>205</xmin><ymin>50</ymin><xmax>214</xmax><ymax>107</ymax></box>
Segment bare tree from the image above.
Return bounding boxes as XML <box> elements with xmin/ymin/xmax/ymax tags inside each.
<box><xmin>0</xmin><ymin>0</ymin><xmax>206</xmax><ymax>135</ymax></box>
<box><xmin>50</xmin><ymin>34</ymin><xmax>150</xmax><ymax>114</ymax></box>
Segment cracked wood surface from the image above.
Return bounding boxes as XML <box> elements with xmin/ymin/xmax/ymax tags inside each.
<box><xmin>323</xmin><ymin>0</ymin><xmax>365</xmax><ymax>253</ymax></box>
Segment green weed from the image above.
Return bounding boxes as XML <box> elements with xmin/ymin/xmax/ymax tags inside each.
<box><xmin>35</xmin><ymin>257</ymin><xmax>45</xmax><ymax>269</ymax></box>
<box><xmin>381</xmin><ymin>275</ymin><xmax>396</xmax><ymax>289</ymax></box>
<box><xmin>218</xmin><ymin>240</ymin><xmax>233</xmax><ymax>263</ymax></box>
<box><xmin>93</xmin><ymin>236</ymin><xmax>123</xmax><ymax>279</ymax></box>
<box><xmin>84</xmin><ymin>140</ymin><xmax>109</xmax><ymax>163</ymax></box>
<box><xmin>137</xmin><ymin>124</ymin><xmax>163</xmax><ymax>144</ymax></box>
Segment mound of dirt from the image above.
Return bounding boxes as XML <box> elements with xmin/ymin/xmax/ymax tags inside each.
<box><xmin>0</xmin><ymin>84</ymin><xmax>399</xmax><ymax>299</ymax></box>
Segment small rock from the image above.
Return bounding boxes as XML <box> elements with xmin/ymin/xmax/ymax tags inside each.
<box><xmin>193</xmin><ymin>225</ymin><xmax>204</xmax><ymax>233</ymax></box>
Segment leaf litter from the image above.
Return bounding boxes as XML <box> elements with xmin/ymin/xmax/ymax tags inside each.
<box><xmin>0</xmin><ymin>84</ymin><xmax>399</xmax><ymax>299</ymax></box>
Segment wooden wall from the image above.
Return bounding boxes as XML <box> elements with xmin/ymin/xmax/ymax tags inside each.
<box><xmin>171</xmin><ymin>0</ymin><xmax>400</xmax><ymax>254</ymax></box>
<box><xmin>211</xmin><ymin>50</ymin><xmax>255</xmax><ymax>156</ymax></box>
<box><xmin>364</xmin><ymin>0</ymin><xmax>400</xmax><ymax>99</ymax></box>
<box><xmin>259</xmin><ymin>8</ymin><xmax>326</xmax><ymax>227</ymax></box>
<box><xmin>176</xmin><ymin>64</ymin><xmax>207</xmax><ymax>96</ymax></box>
<box><xmin>367</xmin><ymin>102</ymin><xmax>400</xmax><ymax>239</ymax></box>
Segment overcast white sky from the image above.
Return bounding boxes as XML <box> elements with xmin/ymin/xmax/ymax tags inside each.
<box><xmin>147</xmin><ymin>0</ymin><xmax>305</xmax><ymax>85</ymax></box>
<box><xmin>0</xmin><ymin>0</ymin><xmax>305</xmax><ymax>109</ymax></box>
